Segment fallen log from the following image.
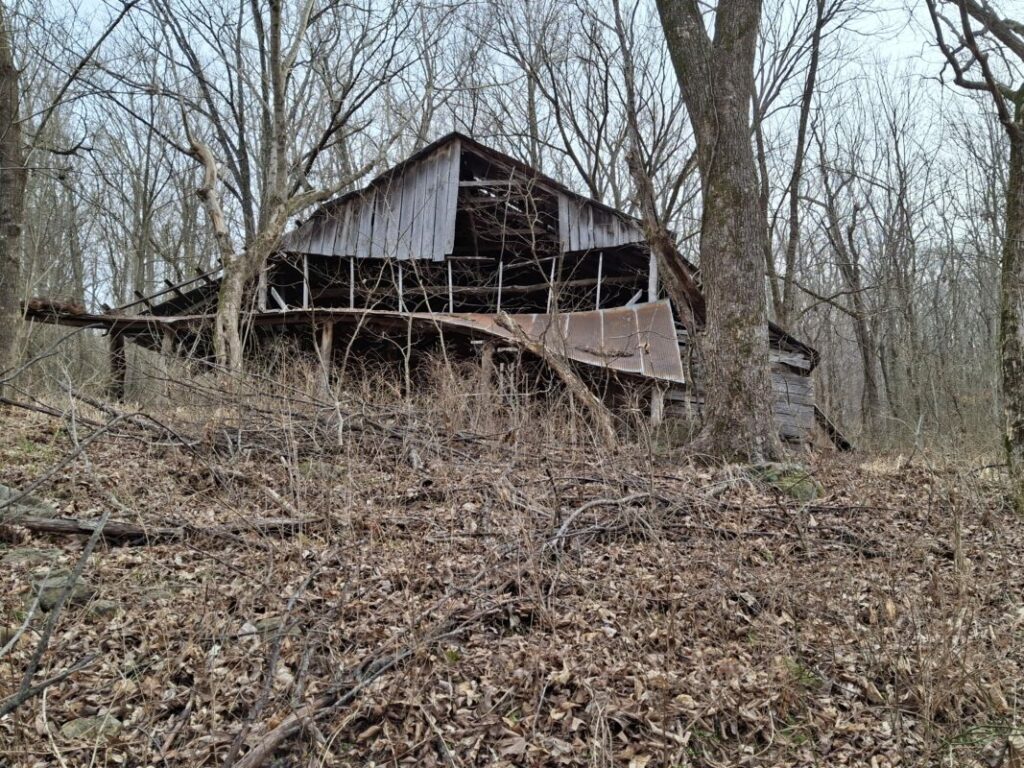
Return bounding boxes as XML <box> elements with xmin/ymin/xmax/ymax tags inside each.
<box><xmin>5</xmin><ymin>515</ymin><xmax>315</xmax><ymax>546</ymax></box>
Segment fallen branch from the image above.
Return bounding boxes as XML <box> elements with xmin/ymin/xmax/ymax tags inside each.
<box><xmin>232</xmin><ymin>602</ymin><xmax>509</xmax><ymax>768</ymax></box>
<box><xmin>495</xmin><ymin>311</ymin><xmax>617</xmax><ymax>450</ymax></box>
<box><xmin>5</xmin><ymin>515</ymin><xmax>315</xmax><ymax>545</ymax></box>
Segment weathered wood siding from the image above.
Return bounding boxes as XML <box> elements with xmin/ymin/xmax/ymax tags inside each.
<box><xmin>281</xmin><ymin>139</ymin><xmax>461</xmax><ymax>261</ymax></box>
<box><xmin>668</xmin><ymin>331</ymin><xmax>816</xmax><ymax>442</ymax></box>
<box><xmin>557</xmin><ymin>193</ymin><xmax>645</xmax><ymax>252</ymax></box>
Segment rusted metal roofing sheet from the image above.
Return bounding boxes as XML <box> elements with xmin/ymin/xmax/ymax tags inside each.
<box><xmin>433</xmin><ymin>300</ymin><xmax>685</xmax><ymax>384</ymax></box>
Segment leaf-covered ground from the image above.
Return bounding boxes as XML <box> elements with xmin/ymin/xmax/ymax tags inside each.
<box><xmin>1</xmin><ymin>404</ymin><xmax>1022</xmax><ymax>767</ymax></box>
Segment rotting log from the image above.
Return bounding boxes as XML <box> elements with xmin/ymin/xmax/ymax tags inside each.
<box><xmin>5</xmin><ymin>515</ymin><xmax>315</xmax><ymax>546</ymax></box>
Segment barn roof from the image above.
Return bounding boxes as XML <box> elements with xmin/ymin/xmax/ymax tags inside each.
<box><xmin>279</xmin><ymin>132</ymin><xmax>647</xmax><ymax>261</ymax></box>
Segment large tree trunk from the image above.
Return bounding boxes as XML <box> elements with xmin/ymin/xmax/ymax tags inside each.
<box><xmin>656</xmin><ymin>0</ymin><xmax>779</xmax><ymax>462</ymax></box>
<box><xmin>0</xmin><ymin>4</ymin><xmax>24</xmax><ymax>386</ymax></box>
<box><xmin>1001</xmin><ymin>123</ymin><xmax>1024</xmax><ymax>511</ymax></box>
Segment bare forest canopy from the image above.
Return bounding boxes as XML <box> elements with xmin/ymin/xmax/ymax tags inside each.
<box><xmin>0</xmin><ymin>0</ymin><xmax>1013</xmax><ymax>451</ymax></box>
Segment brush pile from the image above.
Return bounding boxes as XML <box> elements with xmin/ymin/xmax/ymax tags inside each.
<box><xmin>0</xmin><ymin>386</ymin><xmax>1020</xmax><ymax>767</ymax></box>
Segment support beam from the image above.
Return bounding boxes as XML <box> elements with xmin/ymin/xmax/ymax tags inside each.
<box><xmin>163</xmin><ymin>279</ymin><xmax>186</xmax><ymax>300</ymax></box>
<box><xmin>497</xmin><ymin>259</ymin><xmax>504</xmax><ymax>311</ymax></box>
<box><xmin>447</xmin><ymin>260</ymin><xmax>454</xmax><ymax>312</ymax></box>
<box><xmin>302</xmin><ymin>255</ymin><xmax>310</xmax><ymax>309</ymax></box>
<box><xmin>547</xmin><ymin>257</ymin><xmax>558</xmax><ymax>312</ymax></box>
<box><xmin>270</xmin><ymin>287</ymin><xmax>288</xmax><ymax>312</ymax></box>
<box><xmin>349</xmin><ymin>258</ymin><xmax>355</xmax><ymax>309</ymax></box>
<box><xmin>596</xmin><ymin>251</ymin><xmax>603</xmax><ymax>310</ymax></box>
<box><xmin>319</xmin><ymin>321</ymin><xmax>335</xmax><ymax>392</ymax></box>
<box><xmin>397</xmin><ymin>263</ymin><xmax>405</xmax><ymax>313</ymax></box>
<box><xmin>108</xmin><ymin>332</ymin><xmax>126</xmax><ymax>402</ymax></box>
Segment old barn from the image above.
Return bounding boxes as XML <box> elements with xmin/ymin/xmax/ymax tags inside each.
<box><xmin>25</xmin><ymin>133</ymin><xmax>846</xmax><ymax>447</ymax></box>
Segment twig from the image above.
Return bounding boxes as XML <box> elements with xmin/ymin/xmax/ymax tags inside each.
<box><xmin>0</xmin><ymin>508</ymin><xmax>111</xmax><ymax>718</ymax></box>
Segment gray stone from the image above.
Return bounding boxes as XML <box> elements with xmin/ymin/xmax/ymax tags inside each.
<box><xmin>33</xmin><ymin>574</ymin><xmax>94</xmax><ymax>612</ymax></box>
<box><xmin>749</xmin><ymin>463</ymin><xmax>823</xmax><ymax>502</ymax></box>
<box><xmin>60</xmin><ymin>714</ymin><xmax>122</xmax><ymax>742</ymax></box>
<box><xmin>86</xmin><ymin>599</ymin><xmax>120</xmax><ymax>618</ymax></box>
<box><xmin>138</xmin><ymin>584</ymin><xmax>182</xmax><ymax>605</ymax></box>
<box><xmin>0</xmin><ymin>483</ymin><xmax>59</xmax><ymax>518</ymax></box>
<box><xmin>1</xmin><ymin>547</ymin><xmax>60</xmax><ymax>567</ymax></box>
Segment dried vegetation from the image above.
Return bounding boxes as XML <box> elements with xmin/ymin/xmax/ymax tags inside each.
<box><xmin>0</xmin><ymin>360</ymin><xmax>1022</xmax><ymax>767</ymax></box>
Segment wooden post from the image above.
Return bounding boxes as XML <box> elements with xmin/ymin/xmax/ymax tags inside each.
<box><xmin>497</xmin><ymin>258</ymin><xmax>504</xmax><ymax>311</ymax></box>
<box><xmin>398</xmin><ymin>263</ymin><xmax>405</xmax><ymax>312</ymax></box>
<box><xmin>648</xmin><ymin>250</ymin><xmax>658</xmax><ymax>302</ymax></box>
<box><xmin>447</xmin><ymin>260</ymin><xmax>454</xmax><ymax>312</ymax></box>
<box><xmin>319</xmin><ymin>321</ymin><xmax>335</xmax><ymax>392</ymax></box>
<box><xmin>302</xmin><ymin>254</ymin><xmax>310</xmax><ymax>309</ymax></box>
<box><xmin>547</xmin><ymin>257</ymin><xmax>558</xmax><ymax>313</ymax></box>
<box><xmin>596</xmin><ymin>250</ymin><xmax>603</xmax><ymax>310</ymax></box>
<box><xmin>349</xmin><ymin>258</ymin><xmax>355</xmax><ymax>309</ymax></box>
<box><xmin>108</xmin><ymin>331</ymin><xmax>126</xmax><ymax>402</ymax></box>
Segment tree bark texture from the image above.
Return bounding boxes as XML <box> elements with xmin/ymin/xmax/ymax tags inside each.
<box><xmin>0</xmin><ymin>5</ymin><xmax>24</xmax><ymax>383</ymax></box>
<box><xmin>656</xmin><ymin>0</ymin><xmax>779</xmax><ymax>462</ymax></box>
<box><xmin>1001</xmin><ymin>122</ymin><xmax>1024</xmax><ymax>509</ymax></box>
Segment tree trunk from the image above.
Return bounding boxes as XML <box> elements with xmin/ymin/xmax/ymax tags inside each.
<box><xmin>656</xmin><ymin>0</ymin><xmax>779</xmax><ymax>462</ymax></box>
<box><xmin>0</xmin><ymin>4</ymin><xmax>25</xmax><ymax>386</ymax></box>
<box><xmin>1001</xmin><ymin>124</ymin><xmax>1024</xmax><ymax>511</ymax></box>
<box><xmin>777</xmin><ymin>0</ymin><xmax>826</xmax><ymax>330</ymax></box>
<box><xmin>214</xmin><ymin>259</ymin><xmax>248</xmax><ymax>371</ymax></box>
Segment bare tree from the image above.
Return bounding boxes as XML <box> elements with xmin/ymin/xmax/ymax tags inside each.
<box><xmin>926</xmin><ymin>0</ymin><xmax>1024</xmax><ymax>505</ymax></box>
<box><xmin>130</xmin><ymin>0</ymin><xmax>421</xmax><ymax>371</ymax></box>
<box><xmin>0</xmin><ymin>1</ymin><xmax>25</xmax><ymax>386</ymax></box>
<box><xmin>656</xmin><ymin>0</ymin><xmax>779</xmax><ymax>462</ymax></box>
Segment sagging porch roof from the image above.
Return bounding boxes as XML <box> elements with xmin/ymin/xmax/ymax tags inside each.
<box><xmin>23</xmin><ymin>300</ymin><xmax>686</xmax><ymax>385</ymax></box>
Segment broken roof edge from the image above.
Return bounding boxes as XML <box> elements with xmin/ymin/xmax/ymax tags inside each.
<box><xmin>285</xmin><ymin>131</ymin><xmax>644</xmax><ymax>243</ymax></box>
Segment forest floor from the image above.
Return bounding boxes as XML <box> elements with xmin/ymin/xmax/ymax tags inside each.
<box><xmin>0</xmin><ymin>392</ymin><xmax>1022</xmax><ymax>768</ymax></box>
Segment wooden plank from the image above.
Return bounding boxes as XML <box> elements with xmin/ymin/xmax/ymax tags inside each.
<box><xmin>440</xmin><ymin>139</ymin><xmax>461</xmax><ymax>258</ymax></box>
<box><xmin>382</xmin><ymin>173</ymin><xmax>403</xmax><ymax>258</ymax></box>
<box><xmin>396</xmin><ymin>162</ymin><xmax>418</xmax><ymax>260</ymax></box>
<box><xmin>424</xmin><ymin>151</ymin><xmax>443</xmax><ymax>261</ymax></box>
<box><xmin>408</xmin><ymin>157</ymin><xmax>427</xmax><ymax>257</ymax></box>
<box><xmin>302</xmin><ymin>255</ymin><xmax>310</xmax><ymax>309</ymax></box>
<box><xmin>770</xmin><ymin>350</ymin><xmax>813</xmax><ymax>371</ymax></box>
<box><xmin>557</xmin><ymin>192</ymin><xmax>570</xmax><ymax>252</ymax></box>
<box><xmin>349</xmin><ymin>258</ymin><xmax>355</xmax><ymax>309</ymax></box>
<box><xmin>332</xmin><ymin>204</ymin><xmax>352</xmax><ymax>257</ymax></box>
<box><xmin>432</xmin><ymin>143</ymin><xmax>457</xmax><ymax>261</ymax></box>
<box><xmin>356</xmin><ymin>191</ymin><xmax>375</xmax><ymax>259</ymax></box>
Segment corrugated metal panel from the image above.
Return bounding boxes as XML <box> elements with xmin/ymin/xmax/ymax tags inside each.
<box><xmin>281</xmin><ymin>140</ymin><xmax>461</xmax><ymax>261</ymax></box>
<box><xmin>436</xmin><ymin>300</ymin><xmax>684</xmax><ymax>384</ymax></box>
<box><xmin>556</xmin><ymin>192</ymin><xmax>644</xmax><ymax>252</ymax></box>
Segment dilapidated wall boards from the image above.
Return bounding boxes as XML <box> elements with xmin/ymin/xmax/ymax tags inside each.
<box><xmin>557</xmin><ymin>193</ymin><xmax>645</xmax><ymax>253</ymax></box>
<box><xmin>281</xmin><ymin>140</ymin><xmax>460</xmax><ymax>261</ymax></box>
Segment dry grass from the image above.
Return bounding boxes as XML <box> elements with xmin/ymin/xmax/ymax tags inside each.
<box><xmin>0</xmin><ymin>361</ymin><xmax>1022</xmax><ymax>767</ymax></box>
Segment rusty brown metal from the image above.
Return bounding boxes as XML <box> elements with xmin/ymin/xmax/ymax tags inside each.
<box><xmin>24</xmin><ymin>299</ymin><xmax>686</xmax><ymax>384</ymax></box>
<box><xmin>428</xmin><ymin>300</ymin><xmax>685</xmax><ymax>384</ymax></box>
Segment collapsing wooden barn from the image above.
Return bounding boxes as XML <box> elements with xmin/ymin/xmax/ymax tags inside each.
<box><xmin>24</xmin><ymin>132</ymin><xmax>848</xmax><ymax>447</ymax></box>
